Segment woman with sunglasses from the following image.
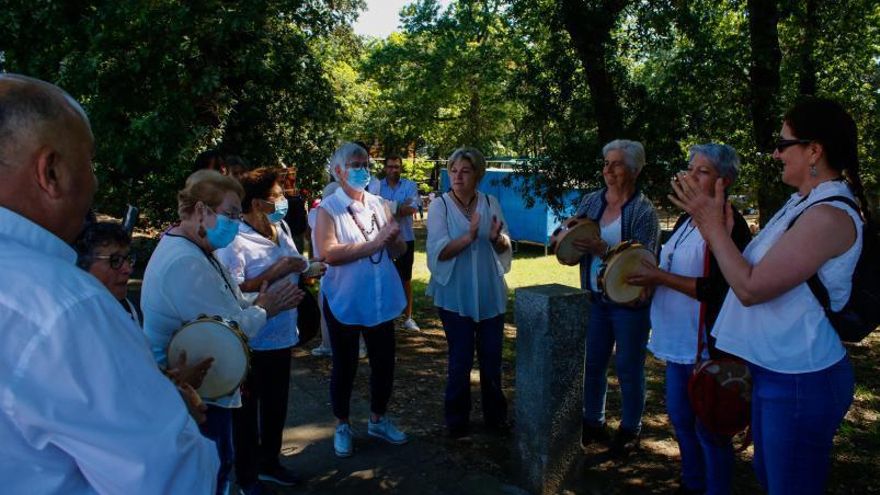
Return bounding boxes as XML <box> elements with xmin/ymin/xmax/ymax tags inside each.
<box><xmin>314</xmin><ymin>142</ymin><xmax>408</xmax><ymax>458</ymax></box>
<box><xmin>670</xmin><ymin>98</ymin><xmax>869</xmax><ymax>494</ymax></box>
<box><xmin>141</xmin><ymin>170</ymin><xmax>302</xmax><ymax>495</ymax></box>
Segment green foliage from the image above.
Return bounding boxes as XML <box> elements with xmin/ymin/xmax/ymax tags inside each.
<box><xmin>1</xmin><ymin>0</ymin><xmax>362</xmax><ymax>223</ymax></box>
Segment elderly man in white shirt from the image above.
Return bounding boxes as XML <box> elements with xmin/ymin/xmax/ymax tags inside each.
<box><xmin>0</xmin><ymin>74</ymin><xmax>219</xmax><ymax>494</ymax></box>
<box><xmin>378</xmin><ymin>154</ymin><xmax>422</xmax><ymax>331</ymax></box>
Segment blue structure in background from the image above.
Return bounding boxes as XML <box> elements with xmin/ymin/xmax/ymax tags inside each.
<box><xmin>440</xmin><ymin>169</ymin><xmax>582</xmax><ymax>251</ymax></box>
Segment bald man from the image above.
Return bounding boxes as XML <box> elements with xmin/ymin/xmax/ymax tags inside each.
<box><xmin>0</xmin><ymin>74</ymin><xmax>219</xmax><ymax>494</ymax></box>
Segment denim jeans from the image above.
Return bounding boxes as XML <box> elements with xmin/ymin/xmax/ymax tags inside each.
<box><xmin>666</xmin><ymin>362</ymin><xmax>734</xmax><ymax>495</ymax></box>
<box><xmin>199</xmin><ymin>405</ymin><xmax>233</xmax><ymax>495</ymax></box>
<box><xmin>324</xmin><ymin>297</ymin><xmax>396</xmax><ymax>420</ymax></box>
<box><xmin>582</xmin><ymin>297</ymin><xmax>650</xmax><ymax>433</ymax></box>
<box><xmin>438</xmin><ymin>308</ymin><xmax>507</xmax><ymax>429</ymax></box>
<box><xmin>749</xmin><ymin>356</ymin><xmax>854</xmax><ymax>495</ymax></box>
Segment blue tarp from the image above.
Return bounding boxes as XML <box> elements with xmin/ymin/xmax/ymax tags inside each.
<box><xmin>439</xmin><ymin>169</ymin><xmax>582</xmax><ymax>246</ymax></box>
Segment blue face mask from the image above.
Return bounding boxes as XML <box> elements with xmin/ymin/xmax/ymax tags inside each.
<box><xmin>347</xmin><ymin>168</ymin><xmax>371</xmax><ymax>191</ymax></box>
<box><xmin>206</xmin><ymin>214</ymin><xmax>239</xmax><ymax>250</ymax></box>
<box><xmin>267</xmin><ymin>197</ymin><xmax>288</xmax><ymax>223</ymax></box>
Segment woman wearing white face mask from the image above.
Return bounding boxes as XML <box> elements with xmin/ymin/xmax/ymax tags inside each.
<box><xmin>142</xmin><ymin>170</ymin><xmax>303</xmax><ymax>495</ymax></box>
<box><xmin>314</xmin><ymin>142</ymin><xmax>408</xmax><ymax>458</ymax></box>
<box><xmin>214</xmin><ymin>167</ymin><xmax>321</xmax><ymax>492</ymax></box>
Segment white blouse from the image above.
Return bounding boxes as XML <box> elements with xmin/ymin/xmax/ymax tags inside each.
<box><xmin>712</xmin><ymin>180</ymin><xmax>863</xmax><ymax>373</ymax></box>
<box><xmin>648</xmin><ymin>218</ymin><xmax>708</xmax><ymax>364</ymax></box>
<box><xmin>319</xmin><ymin>187</ymin><xmax>406</xmax><ymax>326</ymax></box>
<box><xmin>589</xmin><ymin>215</ymin><xmax>622</xmax><ymax>292</ymax></box>
<box><xmin>426</xmin><ymin>192</ymin><xmax>512</xmax><ymax>321</ymax></box>
<box><xmin>141</xmin><ymin>234</ymin><xmax>267</xmax><ymax>407</ymax></box>
<box><xmin>215</xmin><ymin>220</ymin><xmax>302</xmax><ymax>351</ymax></box>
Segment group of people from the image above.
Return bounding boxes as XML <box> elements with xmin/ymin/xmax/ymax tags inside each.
<box><xmin>573</xmin><ymin>98</ymin><xmax>867</xmax><ymax>495</ymax></box>
<box><xmin>0</xmin><ymin>72</ymin><xmax>870</xmax><ymax>495</ymax></box>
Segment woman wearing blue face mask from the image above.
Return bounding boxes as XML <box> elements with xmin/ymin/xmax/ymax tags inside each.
<box><xmin>214</xmin><ymin>167</ymin><xmax>323</xmax><ymax>491</ymax></box>
<box><xmin>142</xmin><ymin>170</ymin><xmax>303</xmax><ymax>495</ymax></box>
<box><xmin>314</xmin><ymin>142</ymin><xmax>408</xmax><ymax>458</ymax></box>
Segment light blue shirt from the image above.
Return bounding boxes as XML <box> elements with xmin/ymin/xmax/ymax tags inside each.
<box><xmin>379</xmin><ymin>178</ymin><xmax>420</xmax><ymax>242</ymax></box>
<box><xmin>215</xmin><ymin>221</ymin><xmax>301</xmax><ymax>350</ymax></box>
<box><xmin>0</xmin><ymin>208</ymin><xmax>218</xmax><ymax>494</ymax></box>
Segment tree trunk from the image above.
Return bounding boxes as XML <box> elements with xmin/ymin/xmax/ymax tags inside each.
<box><xmin>798</xmin><ymin>0</ymin><xmax>818</xmax><ymax>96</ymax></box>
<box><xmin>747</xmin><ymin>0</ymin><xmax>786</xmax><ymax>226</ymax></box>
<box><xmin>559</xmin><ymin>0</ymin><xmax>628</xmax><ymax>145</ymax></box>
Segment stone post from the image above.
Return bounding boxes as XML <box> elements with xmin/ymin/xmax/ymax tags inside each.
<box><xmin>514</xmin><ymin>284</ymin><xmax>589</xmax><ymax>495</ymax></box>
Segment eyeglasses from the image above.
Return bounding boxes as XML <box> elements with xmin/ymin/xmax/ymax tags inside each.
<box><xmin>93</xmin><ymin>253</ymin><xmax>136</xmax><ymax>270</ymax></box>
<box><xmin>345</xmin><ymin>161</ymin><xmax>372</xmax><ymax>170</ymax></box>
<box><xmin>774</xmin><ymin>138</ymin><xmax>811</xmax><ymax>152</ymax></box>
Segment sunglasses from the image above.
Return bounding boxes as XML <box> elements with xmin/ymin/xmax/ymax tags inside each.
<box><xmin>774</xmin><ymin>138</ymin><xmax>811</xmax><ymax>152</ymax></box>
<box><xmin>93</xmin><ymin>253</ymin><xmax>136</xmax><ymax>270</ymax></box>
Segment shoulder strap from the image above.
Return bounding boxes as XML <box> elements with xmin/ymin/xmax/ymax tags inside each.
<box><xmin>786</xmin><ymin>195</ymin><xmax>861</xmax><ymax>313</ymax></box>
<box><xmin>279</xmin><ymin>219</ymin><xmax>291</xmax><ymax>237</ymax></box>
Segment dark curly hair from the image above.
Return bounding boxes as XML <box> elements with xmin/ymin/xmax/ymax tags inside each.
<box><xmin>239</xmin><ymin>167</ymin><xmax>282</xmax><ymax>213</ymax></box>
<box><xmin>74</xmin><ymin>221</ymin><xmax>130</xmax><ymax>270</ymax></box>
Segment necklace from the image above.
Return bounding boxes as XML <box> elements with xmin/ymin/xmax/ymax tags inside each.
<box><xmin>347</xmin><ymin>205</ymin><xmax>384</xmax><ymax>264</ymax></box>
<box><xmin>451</xmin><ymin>191</ymin><xmax>476</xmax><ymax>219</ymax></box>
<box><xmin>665</xmin><ymin>218</ymin><xmax>698</xmax><ymax>270</ymax></box>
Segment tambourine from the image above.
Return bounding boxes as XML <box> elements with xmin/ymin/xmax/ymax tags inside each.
<box><xmin>597</xmin><ymin>241</ymin><xmax>657</xmax><ymax>304</ymax></box>
<box><xmin>167</xmin><ymin>315</ymin><xmax>250</xmax><ymax>400</ymax></box>
<box><xmin>550</xmin><ymin>216</ymin><xmax>600</xmax><ymax>266</ymax></box>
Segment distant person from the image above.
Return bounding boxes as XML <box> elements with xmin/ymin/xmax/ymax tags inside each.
<box><xmin>194</xmin><ymin>149</ymin><xmax>227</xmax><ymax>175</ymax></box>
<box><xmin>426</xmin><ymin>147</ymin><xmax>512</xmax><ymax>438</ymax></box>
<box><xmin>0</xmin><ymin>73</ymin><xmax>219</xmax><ymax>493</ymax></box>
<box><xmin>314</xmin><ymin>142</ymin><xmax>408</xmax><ymax>458</ymax></box>
<box><xmin>225</xmin><ymin>154</ymin><xmax>250</xmax><ymax>179</ymax></box>
<box><xmin>379</xmin><ymin>154</ymin><xmax>421</xmax><ymax>331</ymax></box>
<box><xmin>281</xmin><ymin>168</ymin><xmax>309</xmax><ymax>254</ymax></box>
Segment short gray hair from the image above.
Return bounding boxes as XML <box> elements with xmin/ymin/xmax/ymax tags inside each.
<box><xmin>446</xmin><ymin>147</ymin><xmax>487</xmax><ymax>182</ymax></box>
<box><xmin>688</xmin><ymin>143</ymin><xmax>740</xmax><ymax>184</ymax></box>
<box><xmin>326</xmin><ymin>142</ymin><xmax>369</xmax><ymax>181</ymax></box>
<box><xmin>602</xmin><ymin>139</ymin><xmax>646</xmax><ymax>175</ymax></box>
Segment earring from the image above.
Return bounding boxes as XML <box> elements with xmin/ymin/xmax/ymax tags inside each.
<box><xmin>810</xmin><ymin>164</ymin><xmax>818</xmax><ymax>177</ymax></box>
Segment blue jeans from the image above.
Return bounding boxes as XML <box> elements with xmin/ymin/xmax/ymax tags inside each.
<box><xmin>438</xmin><ymin>308</ymin><xmax>507</xmax><ymax>429</ymax></box>
<box><xmin>749</xmin><ymin>356</ymin><xmax>854</xmax><ymax>495</ymax></box>
<box><xmin>582</xmin><ymin>297</ymin><xmax>650</xmax><ymax>433</ymax></box>
<box><xmin>199</xmin><ymin>405</ymin><xmax>233</xmax><ymax>495</ymax></box>
<box><xmin>666</xmin><ymin>362</ymin><xmax>734</xmax><ymax>495</ymax></box>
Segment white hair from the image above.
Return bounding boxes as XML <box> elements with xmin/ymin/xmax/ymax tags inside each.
<box><xmin>326</xmin><ymin>142</ymin><xmax>368</xmax><ymax>181</ymax></box>
<box><xmin>602</xmin><ymin>139</ymin><xmax>646</xmax><ymax>175</ymax></box>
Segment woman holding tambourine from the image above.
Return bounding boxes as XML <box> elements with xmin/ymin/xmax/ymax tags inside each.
<box><xmin>141</xmin><ymin>170</ymin><xmax>302</xmax><ymax>495</ymax></box>
<box><xmin>566</xmin><ymin>139</ymin><xmax>660</xmax><ymax>455</ymax></box>
<box><xmin>628</xmin><ymin>144</ymin><xmax>751</xmax><ymax>495</ymax></box>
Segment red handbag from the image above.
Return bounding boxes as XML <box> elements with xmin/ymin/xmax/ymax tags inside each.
<box><xmin>686</xmin><ymin>246</ymin><xmax>752</xmax><ymax>440</ymax></box>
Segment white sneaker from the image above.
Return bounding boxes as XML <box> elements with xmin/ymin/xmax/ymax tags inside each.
<box><xmin>311</xmin><ymin>346</ymin><xmax>332</xmax><ymax>357</ymax></box>
<box><xmin>403</xmin><ymin>318</ymin><xmax>420</xmax><ymax>331</ymax></box>
<box><xmin>368</xmin><ymin>416</ymin><xmax>408</xmax><ymax>445</ymax></box>
<box><xmin>334</xmin><ymin>423</ymin><xmax>353</xmax><ymax>458</ymax></box>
